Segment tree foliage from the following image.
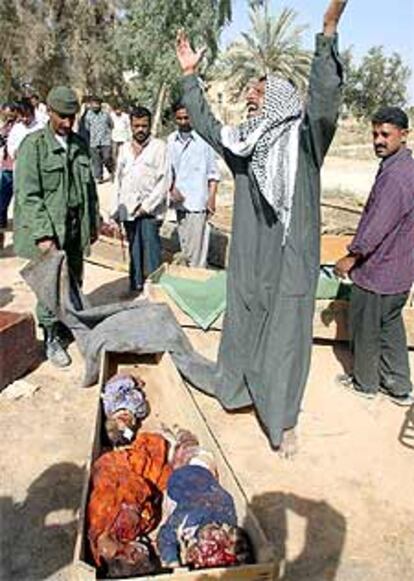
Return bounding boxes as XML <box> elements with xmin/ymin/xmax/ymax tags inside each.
<box><xmin>219</xmin><ymin>0</ymin><xmax>311</xmax><ymax>99</ymax></box>
<box><xmin>0</xmin><ymin>1</ymin><xmax>125</xmax><ymax>100</ymax></box>
<box><xmin>343</xmin><ymin>46</ymin><xmax>411</xmax><ymax>119</ymax></box>
<box><xmin>0</xmin><ymin>0</ymin><xmax>231</xmax><ymax>132</ymax></box>
<box><xmin>116</xmin><ymin>0</ymin><xmax>231</xmax><ymax>131</ymax></box>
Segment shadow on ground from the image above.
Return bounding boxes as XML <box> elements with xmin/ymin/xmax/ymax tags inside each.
<box><xmin>0</xmin><ymin>243</ymin><xmax>16</xmax><ymax>258</ymax></box>
<box><xmin>313</xmin><ymin>339</ymin><xmax>352</xmax><ymax>376</ymax></box>
<box><xmin>0</xmin><ymin>287</ymin><xmax>14</xmax><ymax>308</ymax></box>
<box><xmin>250</xmin><ymin>491</ymin><xmax>347</xmax><ymax>580</ymax></box>
<box><xmin>0</xmin><ymin>462</ymin><xmax>85</xmax><ymax>580</ymax></box>
<box><xmin>86</xmin><ymin>276</ymin><xmax>130</xmax><ymax>306</ymax></box>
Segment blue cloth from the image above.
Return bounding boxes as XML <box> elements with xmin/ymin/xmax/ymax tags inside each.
<box><xmin>0</xmin><ymin>170</ymin><xmax>13</xmax><ymax>228</ymax></box>
<box><xmin>124</xmin><ymin>217</ymin><xmax>161</xmax><ymax>291</ymax></box>
<box><xmin>167</xmin><ymin>131</ymin><xmax>219</xmax><ymax>212</ymax></box>
<box><xmin>157</xmin><ymin>465</ymin><xmax>237</xmax><ymax>566</ymax></box>
<box><xmin>102</xmin><ymin>374</ymin><xmax>148</xmax><ymax>418</ymax></box>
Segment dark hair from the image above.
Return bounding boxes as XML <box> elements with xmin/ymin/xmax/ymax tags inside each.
<box><xmin>1</xmin><ymin>101</ymin><xmax>18</xmax><ymax>112</ymax></box>
<box><xmin>130</xmin><ymin>106</ymin><xmax>152</xmax><ymax>122</ymax></box>
<box><xmin>16</xmin><ymin>98</ymin><xmax>35</xmax><ymax>116</ymax></box>
<box><xmin>90</xmin><ymin>95</ymin><xmax>102</xmax><ymax>103</ymax></box>
<box><xmin>172</xmin><ymin>99</ymin><xmax>186</xmax><ymax>114</ymax></box>
<box><xmin>372</xmin><ymin>106</ymin><xmax>409</xmax><ymax>130</ymax></box>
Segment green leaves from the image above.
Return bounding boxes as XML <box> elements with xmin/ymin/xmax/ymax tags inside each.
<box><xmin>219</xmin><ymin>1</ymin><xmax>311</xmax><ymax>100</ymax></box>
<box><xmin>117</xmin><ymin>0</ymin><xmax>231</xmax><ymax>132</ymax></box>
<box><xmin>343</xmin><ymin>46</ymin><xmax>411</xmax><ymax>119</ymax></box>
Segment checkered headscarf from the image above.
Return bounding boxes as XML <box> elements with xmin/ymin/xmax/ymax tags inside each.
<box><xmin>221</xmin><ymin>76</ymin><xmax>302</xmax><ymax>241</ymax></box>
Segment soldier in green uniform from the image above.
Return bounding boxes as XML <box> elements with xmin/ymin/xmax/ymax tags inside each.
<box><xmin>14</xmin><ymin>86</ymin><xmax>99</xmax><ymax>368</ymax></box>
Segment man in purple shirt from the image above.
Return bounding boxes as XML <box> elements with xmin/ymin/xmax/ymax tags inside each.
<box><xmin>335</xmin><ymin>106</ymin><xmax>414</xmax><ymax>406</ymax></box>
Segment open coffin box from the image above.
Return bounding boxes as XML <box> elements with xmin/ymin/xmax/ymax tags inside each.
<box><xmin>72</xmin><ymin>351</ymin><xmax>276</xmax><ymax>580</ymax></box>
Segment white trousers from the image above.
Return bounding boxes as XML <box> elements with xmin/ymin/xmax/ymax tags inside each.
<box><xmin>177</xmin><ymin>211</ymin><xmax>210</xmax><ymax>268</ymax></box>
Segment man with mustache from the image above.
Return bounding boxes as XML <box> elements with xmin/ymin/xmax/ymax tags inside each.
<box><xmin>111</xmin><ymin>106</ymin><xmax>169</xmax><ymax>294</ymax></box>
<box><xmin>13</xmin><ymin>86</ymin><xmax>99</xmax><ymax>367</ymax></box>
<box><xmin>335</xmin><ymin>107</ymin><xmax>414</xmax><ymax>406</ymax></box>
<box><xmin>175</xmin><ymin>0</ymin><xmax>348</xmax><ymax>456</ymax></box>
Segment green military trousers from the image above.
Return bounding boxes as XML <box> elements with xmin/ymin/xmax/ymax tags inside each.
<box><xmin>36</xmin><ymin>209</ymin><xmax>84</xmax><ymax>330</ymax></box>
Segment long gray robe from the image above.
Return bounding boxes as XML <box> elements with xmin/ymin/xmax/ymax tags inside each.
<box><xmin>181</xmin><ymin>34</ymin><xmax>343</xmax><ymax>448</ymax></box>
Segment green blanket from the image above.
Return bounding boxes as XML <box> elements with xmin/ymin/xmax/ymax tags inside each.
<box><xmin>155</xmin><ymin>270</ymin><xmax>227</xmax><ymax>330</ymax></box>
<box><xmin>316</xmin><ymin>265</ymin><xmax>352</xmax><ymax>301</ymax></box>
<box><xmin>153</xmin><ymin>265</ymin><xmax>350</xmax><ymax>331</ymax></box>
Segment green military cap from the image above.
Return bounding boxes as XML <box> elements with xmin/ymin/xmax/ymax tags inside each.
<box><xmin>47</xmin><ymin>86</ymin><xmax>80</xmax><ymax>115</ymax></box>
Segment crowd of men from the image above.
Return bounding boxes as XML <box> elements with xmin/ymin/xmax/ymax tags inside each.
<box><xmin>0</xmin><ymin>90</ymin><xmax>219</xmax><ymax>365</ymax></box>
<box><xmin>1</xmin><ymin>0</ymin><xmax>413</xmax><ymax>453</ymax></box>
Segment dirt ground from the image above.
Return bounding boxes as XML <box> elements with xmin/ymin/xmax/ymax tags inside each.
<box><xmin>1</xmin><ymin>155</ymin><xmax>414</xmax><ymax>580</ymax></box>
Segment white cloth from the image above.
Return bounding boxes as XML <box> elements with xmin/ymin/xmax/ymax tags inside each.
<box><xmin>35</xmin><ymin>104</ymin><xmax>49</xmax><ymax>127</ymax></box>
<box><xmin>221</xmin><ymin>76</ymin><xmax>302</xmax><ymax>242</ymax></box>
<box><xmin>8</xmin><ymin>119</ymin><xmax>42</xmax><ymax>160</ymax></box>
<box><xmin>110</xmin><ymin>112</ymin><xmax>131</xmax><ymax>143</ymax></box>
<box><xmin>54</xmin><ymin>133</ymin><xmax>68</xmax><ymax>150</ymax></box>
<box><xmin>112</xmin><ymin>138</ymin><xmax>170</xmax><ymax>221</ymax></box>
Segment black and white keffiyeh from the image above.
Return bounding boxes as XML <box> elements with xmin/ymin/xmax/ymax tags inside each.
<box><xmin>221</xmin><ymin>76</ymin><xmax>303</xmax><ymax>241</ymax></box>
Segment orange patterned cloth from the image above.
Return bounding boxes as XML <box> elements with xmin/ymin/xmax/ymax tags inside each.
<box><xmin>87</xmin><ymin>432</ymin><xmax>171</xmax><ymax>567</ymax></box>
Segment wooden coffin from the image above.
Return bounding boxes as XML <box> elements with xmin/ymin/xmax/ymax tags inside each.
<box><xmin>72</xmin><ymin>351</ymin><xmax>276</xmax><ymax>581</ymax></box>
<box><xmin>313</xmin><ymin>299</ymin><xmax>414</xmax><ymax>348</ymax></box>
<box><xmin>0</xmin><ymin>310</ymin><xmax>40</xmax><ymax>391</ymax></box>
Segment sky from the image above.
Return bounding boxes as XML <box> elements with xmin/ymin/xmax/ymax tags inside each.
<box><xmin>220</xmin><ymin>0</ymin><xmax>414</xmax><ymax>103</ymax></box>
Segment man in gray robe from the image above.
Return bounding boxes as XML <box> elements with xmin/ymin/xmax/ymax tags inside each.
<box><xmin>176</xmin><ymin>0</ymin><xmax>347</xmax><ymax>454</ymax></box>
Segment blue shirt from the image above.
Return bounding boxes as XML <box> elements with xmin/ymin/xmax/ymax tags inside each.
<box><xmin>167</xmin><ymin>130</ymin><xmax>220</xmax><ymax>211</ymax></box>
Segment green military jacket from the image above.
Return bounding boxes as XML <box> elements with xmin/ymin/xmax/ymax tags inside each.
<box><xmin>14</xmin><ymin>123</ymin><xmax>99</xmax><ymax>259</ymax></box>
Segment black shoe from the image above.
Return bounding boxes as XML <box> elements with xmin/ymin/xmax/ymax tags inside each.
<box><xmin>379</xmin><ymin>387</ymin><xmax>414</xmax><ymax>407</ymax></box>
<box><xmin>335</xmin><ymin>373</ymin><xmax>376</xmax><ymax>400</ymax></box>
<box><xmin>43</xmin><ymin>327</ymin><xmax>71</xmax><ymax>368</ymax></box>
<box><xmin>55</xmin><ymin>322</ymin><xmax>74</xmax><ymax>348</ymax></box>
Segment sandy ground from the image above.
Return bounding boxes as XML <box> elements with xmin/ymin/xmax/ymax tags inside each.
<box><xmin>1</xmin><ymin>171</ymin><xmax>414</xmax><ymax>580</ymax></box>
<box><xmin>321</xmin><ymin>156</ymin><xmax>377</xmax><ymax>199</ymax></box>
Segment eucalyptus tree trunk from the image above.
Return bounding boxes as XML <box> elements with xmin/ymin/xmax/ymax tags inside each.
<box><xmin>152</xmin><ymin>81</ymin><xmax>168</xmax><ymax>137</ymax></box>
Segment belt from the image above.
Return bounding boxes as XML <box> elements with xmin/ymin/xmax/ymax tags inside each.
<box><xmin>177</xmin><ymin>209</ymin><xmax>207</xmax><ymax>215</ymax></box>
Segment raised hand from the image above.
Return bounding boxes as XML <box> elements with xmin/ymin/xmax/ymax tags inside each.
<box><xmin>176</xmin><ymin>29</ymin><xmax>206</xmax><ymax>76</ymax></box>
<box><xmin>323</xmin><ymin>0</ymin><xmax>348</xmax><ymax>36</ymax></box>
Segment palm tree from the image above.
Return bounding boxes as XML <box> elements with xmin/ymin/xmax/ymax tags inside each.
<box><xmin>220</xmin><ymin>1</ymin><xmax>312</xmax><ymax>98</ymax></box>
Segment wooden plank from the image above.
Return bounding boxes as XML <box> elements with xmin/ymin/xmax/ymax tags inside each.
<box><xmin>149</xmin><ymin>263</ymin><xmax>216</xmax><ymax>283</ymax></box>
<box><xmin>0</xmin><ymin>310</ymin><xmax>40</xmax><ymax>391</ymax></box>
<box><xmin>73</xmin><ymin>351</ymin><xmax>276</xmax><ymax>580</ymax></box>
<box><xmin>320</xmin><ymin>235</ymin><xmax>354</xmax><ymax>264</ymax></box>
<box><xmin>313</xmin><ymin>299</ymin><xmax>414</xmax><ymax>348</ymax></box>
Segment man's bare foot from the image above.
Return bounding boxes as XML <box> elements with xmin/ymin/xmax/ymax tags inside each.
<box><xmin>278</xmin><ymin>428</ymin><xmax>298</xmax><ymax>459</ymax></box>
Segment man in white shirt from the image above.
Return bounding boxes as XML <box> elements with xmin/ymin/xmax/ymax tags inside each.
<box><xmin>29</xmin><ymin>93</ymin><xmax>49</xmax><ymax>127</ymax></box>
<box><xmin>111</xmin><ymin>104</ymin><xmax>132</xmax><ymax>167</ymax></box>
<box><xmin>168</xmin><ymin>101</ymin><xmax>220</xmax><ymax>268</ymax></box>
<box><xmin>112</xmin><ymin>106</ymin><xmax>170</xmax><ymax>293</ymax></box>
<box><xmin>8</xmin><ymin>99</ymin><xmax>42</xmax><ymax>160</ymax></box>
